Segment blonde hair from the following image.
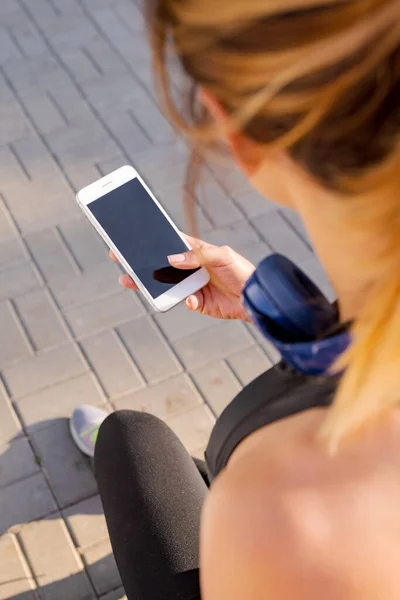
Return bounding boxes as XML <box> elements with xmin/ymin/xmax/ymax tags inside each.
<box><xmin>146</xmin><ymin>0</ymin><xmax>400</xmax><ymax>449</ymax></box>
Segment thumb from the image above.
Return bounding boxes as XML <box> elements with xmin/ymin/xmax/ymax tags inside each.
<box><xmin>167</xmin><ymin>250</ymin><xmax>201</xmax><ymax>270</ymax></box>
<box><xmin>169</xmin><ymin>242</ymin><xmax>234</xmax><ymax>270</ymax></box>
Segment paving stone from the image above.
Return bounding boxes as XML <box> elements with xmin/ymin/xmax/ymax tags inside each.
<box><xmin>0</xmin><ymin>85</ymin><xmax>34</xmax><ymax>144</ymax></box>
<box><xmin>0</xmin><ymin>236</ymin><xmax>27</xmax><ymax>271</ymax></box>
<box><xmin>83</xmin><ymin>539</ymin><xmax>122</xmax><ymax>596</ymax></box>
<box><xmin>31</xmin><ymin>420</ymin><xmax>98</xmax><ymax>507</ymax></box>
<box><xmin>26</xmin><ymin>227</ymin><xmax>80</xmax><ymax>282</ymax></box>
<box><xmin>117</xmin><ymin>317</ymin><xmax>181</xmax><ymax>383</ymax></box>
<box><xmin>131</xmin><ymin>144</ymin><xmax>188</xmax><ymax>191</ymax></box>
<box><xmin>11</xmin><ymin>136</ymin><xmax>62</xmax><ymax>181</ymax></box>
<box><xmin>58</xmin><ymin>217</ymin><xmax>108</xmax><ymax>270</ymax></box>
<box><xmin>0</xmin><ymin>300</ymin><xmax>31</xmax><ymax>366</ymax></box>
<box><xmin>13</xmin><ymin>289</ymin><xmax>68</xmax><ymax>351</ymax></box>
<box><xmin>173</xmin><ymin>320</ymin><xmax>254</xmax><ymax>369</ymax></box>
<box><xmin>233</xmin><ymin>189</ymin><xmax>277</xmax><ymax>218</ymax></box>
<box><xmin>0</xmin><ymin>437</ymin><xmax>39</xmax><ymax>487</ymax></box>
<box><xmin>0</xmin><ymin>386</ymin><xmax>21</xmax><ymax>445</ymax></box>
<box><xmin>8</xmin><ymin>19</ymin><xmax>49</xmax><ymax>58</ymax></box>
<box><xmin>19</xmin><ymin>0</ymin><xmax>61</xmax><ymax>21</ymax></box>
<box><xmin>227</xmin><ymin>345</ymin><xmax>273</xmax><ymax>386</ymax></box>
<box><xmin>202</xmin><ymin>219</ymin><xmax>260</xmax><ymax>250</ymax></box>
<box><xmin>113</xmin><ymin>32</ymin><xmax>151</xmax><ymax>73</ymax></box>
<box><xmin>41</xmin><ymin>0</ymin><xmax>85</xmax><ymax>17</ymax></box>
<box><xmin>96</xmin><ymin>157</ymin><xmax>126</xmax><ymax>177</ymax></box>
<box><xmin>45</xmin><ymin>122</ymin><xmax>121</xmax><ymax>167</ymax></box>
<box><xmin>19</xmin><ymin>515</ymin><xmax>95</xmax><ymax>600</ymax></box>
<box><xmin>18</xmin><ymin>88</ymin><xmax>68</xmax><ymax>135</ymax></box>
<box><xmin>166</xmin><ymin>404</ymin><xmax>215</xmax><ymax>454</ymax></box>
<box><xmin>195</xmin><ymin>179</ymin><xmax>243</xmax><ymax>227</ymax></box>
<box><xmin>0</xmin><ymin>533</ymin><xmax>36</xmax><ymax>599</ymax></box>
<box><xmin>64</xmin><ymin>496</ymin><xmax>108</xmax><ymax>549</ymax></box>
<box><xmin>0</xmin><ymin>144</ymin><xmax>29</xmax><ymax>191</ymax></box>
<box><xmin>0</xmin><ymin>1</ymin><xmax>25</xmax><ymax>23</ymax></box>
<box><xmin>3</xmin><ymin>178</ymin><xmax>79</xmax><ymax>234</ymax></box>
<box><xmin>0</xmin><ymin>262</ymin><xmax>41</xmax><ymax>301</ymax></box>
<box><xmin>65</xmin><ymin>290</ymin><xmax>145</xmax><ymax>339</ymax></box>
<box><xmin>0</xmin><ymin>473</ymin><xmax>56</xmax><ymax>534</ymax></box>
<box><xmin>81</xmin><ymin>330</ymin><xmax>144</xmax><ymax>398</ymax></box>
<box><xmin>208</xmin><ymin>161</ymin><xmax>251</xmax><ymax>197</ymax></box>
<box><xmin>83</xmin><ymin>74</ymin><xmax>174</xmax><ymax>143</ymax></box>
<box><xmin>80</xmin><ymin>73</ymin><xmax>143</xmax><ymax>118</ymax></box>
<box><xmin>154</xmin><ymin>301</ymin><xmax>216</xmax><ymax>343</ymax></box>
<box><xmin>62</xmin><ymin>162</ymin><xmax>104</xmax><ymax>193</ymax></box>
<box><xmin>2</xmin><ymin>343</ymin><xmax>87</xmax><ymax>398</ymax></box>
<box><xmin>100</xmin><ymin>588</ymin><xmax>127</xmax><ymax>600</ymax></box>
<box><xmin>16</xmin><ymin>373</ymin><xmax>106</xmax><ymax>432</ymax></box>
<box><xmin>280</xmin><ymin>207</ymin><xmax>311</xmax><ymax>245</ymax></box>
<box><xmin>83</xmin><ymin>37</ymin><xmax>129</xmax><ymax>77</ymax></box>
<box><xmin>0</xmin><ymin>29</ymin><xmax>23</xmax><ymax>65</ymax></box>
<box><xmin>156</xmin><ymin>185</ymin><xmax>212</xmax><ymax>233</ymax></box>
<box><xmin>114</xmin><ymin>373</ymin><xmax>202</xmax><ymax>420</ymax></box>
<box><xmin>246</xmin><ymin>323</ymin><xmax>282</xmax><ymax>364</ymax></box>
<box><xmin>86</xmin><ymin>7</ymin><xmax>136</xmax><ymax>51</ymax></box>
<box><xmin>0</xmin><ymin>200</ymin><xmax>15</xmax><ymax>239</ymax></box>
<box><xmin>131</xmin><ymin>106</ymin><xmax>175</xmax><ymax>145</ymax></box>
<box><xmin>3</xmin><ymin>56</ymin><xmax>71</xmax><ymax>93</ymax></box>
<box><xmin>45</xmin><ymin>15</ymin><xmax>99</xmax><ymax>53</ymax></box>
<box><xmin>59</xmin><ymin>48</ymin><xmax>103</xmax><ymax>84</ymax></box>
<box><xmin>252</xmin><ymin>209</ymin><xmax>313</xmax><ymax>263</ymax></box>
<box><xmin>48</xmin><ymin>83</ymin><xmax>98</xmax><ymax>126</ymax></box>
<box><xmin>102</xmin><ymin>110</ymin><xmax>153</xmax><ymax>156</ymax></box>
<box><xmin>192</xmin><ymin>361</ymin><xmax>242</xmax><ymax>416</ymax></box>
<box><xmin>238</xmin><ymin>240</ymin><xmax>273</xmax><ymax>266</ymax></box>
<box><xmin>50</xmin><ymin>261</ymin><xmax>122</xmax><ymax>309</ymax></box>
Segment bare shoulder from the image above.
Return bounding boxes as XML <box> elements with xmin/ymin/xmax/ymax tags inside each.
<box><xmin>200</xmin><ymin>410</ymin><xmax>400</xmax><ymax>600</ymax></box>
<box><xmin>201</xmin><ymin>445</ymin><xmax>308</xmax><ymax>600</ymax></box>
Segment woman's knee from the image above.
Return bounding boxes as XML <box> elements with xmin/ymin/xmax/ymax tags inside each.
<box><xmin>97</xmin><ymin>410</ymin><xmax>165</xmax><ymax>446</ymax></box>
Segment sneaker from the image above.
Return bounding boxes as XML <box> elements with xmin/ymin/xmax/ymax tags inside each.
<box><xmin>70</xmin><ymin>404</ymin><xmax>109</xmax><ymax>457</ymax></box>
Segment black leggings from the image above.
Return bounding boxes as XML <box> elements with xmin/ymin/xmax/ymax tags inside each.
<box><xmin>94</xmin><ymin>410</ymin><xmax>208</xmax><ymax>600</ymax></box>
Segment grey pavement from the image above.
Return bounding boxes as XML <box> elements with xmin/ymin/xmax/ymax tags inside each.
<box><xmin>0</xmin><ymin>0</ymin><xmax>332</xmax><ymax>598</ymax></box>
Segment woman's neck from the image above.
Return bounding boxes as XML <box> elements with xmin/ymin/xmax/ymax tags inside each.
<box><xmin>289</xmin><ymin>183</ymin><xmax>374</xmax><ymax>323</ymax></box>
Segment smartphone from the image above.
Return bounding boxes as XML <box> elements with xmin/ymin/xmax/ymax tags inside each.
<box><xmin>76</xmin><ymin>165</ymin><xmax>210</xmax><ymax>312</ymax></box>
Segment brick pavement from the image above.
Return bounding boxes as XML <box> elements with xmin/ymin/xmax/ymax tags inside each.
<box><xmin>0</xmin><ymin>0</ymin><xmax>333</xmax><ymax>598</ymax></box>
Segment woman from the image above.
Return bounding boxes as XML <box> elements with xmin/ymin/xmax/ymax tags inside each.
<box><xmin>70</xmin><ymin>0</ymin><xmax>400</xmax><ymax>598</ymax></box>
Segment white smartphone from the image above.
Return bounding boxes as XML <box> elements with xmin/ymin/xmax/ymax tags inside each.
<box><xmin>76</xmin><ymin>165</ymin><xmax>210</xmax><ymax>312</ymax></box>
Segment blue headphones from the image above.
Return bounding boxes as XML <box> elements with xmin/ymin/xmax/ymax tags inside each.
<box><xmin>242</xmin><ymin>254</ymin><xmax>350</xmax><ymax>376</ymax></box>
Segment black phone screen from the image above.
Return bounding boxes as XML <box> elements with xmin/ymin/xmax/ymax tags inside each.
<box><xmin>88</xmin><ymin>177</ymin><xmax>198</xmax><ymax>298</ymax></box>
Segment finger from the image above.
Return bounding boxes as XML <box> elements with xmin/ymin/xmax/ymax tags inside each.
<box><xmin>183</xmin><ymin>234</ymin><xmax>212</xmax><ymax>251</ymax></box>
<box><xmin>168</xmin><ymin>250</ymin><xmax>202</xmax><ymax>269</ymax></box>
<box><xmin>109</xmin><ymin>250</ymin><xmax>119</xmax><ymax>263</ymax></box>
<box><xmin>185</xmin><ymin>291</ymin><xmax>204</xmax><ymax>312</ymax></box>
<box><xmin>170</xmin><ymin>243</ymin><xmax>234</xmax><ymax>270</ymax></box>
<box><xmin>119</xmin><ymin>273</ymin><xmax>138</xmax><ymax>290</ymax></box>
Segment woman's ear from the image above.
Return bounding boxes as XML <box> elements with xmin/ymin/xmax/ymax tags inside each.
<box><xmin>200</xmin><ymin>88</ymin><xmax>264</xmax><ymax>177</ymax></box>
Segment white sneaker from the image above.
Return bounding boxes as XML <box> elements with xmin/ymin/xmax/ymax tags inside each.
<box><xmin>70</xmin><ymin>404</ymin><xmax>109</xmax><ymax>457</ymax></box>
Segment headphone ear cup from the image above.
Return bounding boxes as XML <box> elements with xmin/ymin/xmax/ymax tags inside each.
<box><xmin>253</xmin><ymin>254</ymin><xmax>337</xmax><ymax>339</ymax></box>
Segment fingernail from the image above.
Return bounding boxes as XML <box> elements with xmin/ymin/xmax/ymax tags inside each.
<box><xmin>168</xmin><ymin>253</ymin><xmax>185</xmax><ymax>263</ymax></box>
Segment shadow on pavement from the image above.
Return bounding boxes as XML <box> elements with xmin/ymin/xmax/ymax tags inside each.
<box><xmin>0</xmin><ymin>418</ymin><xmax>125</xmax><ymax>600</ymax></box>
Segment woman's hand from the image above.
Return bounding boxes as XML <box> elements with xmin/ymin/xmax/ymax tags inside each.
<box><xmin>111</xmin><ymin>235</ymin><xmax>255</xmax><ymax>321</ymax></box>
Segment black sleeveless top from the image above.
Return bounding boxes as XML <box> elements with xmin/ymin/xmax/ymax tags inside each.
<box><xmin>206</xmin><ymin>362</ymin><xmax>340</xmax><ymax>481</ymax></box>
